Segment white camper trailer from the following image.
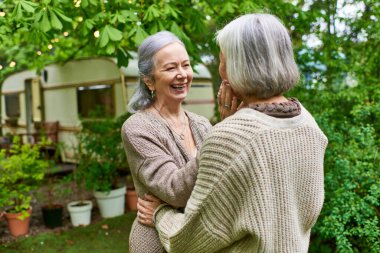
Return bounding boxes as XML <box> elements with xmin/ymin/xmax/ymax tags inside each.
<box><xmin>1</xmin><ymin>57</ymin><xmax>215</xmax><ymax>162</ymax></box>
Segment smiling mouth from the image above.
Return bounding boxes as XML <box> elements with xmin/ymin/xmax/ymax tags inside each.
<box><xmin>171</xmin><ymin>84</ymin><xmax>186</xmax><ymax>91</ymax></box>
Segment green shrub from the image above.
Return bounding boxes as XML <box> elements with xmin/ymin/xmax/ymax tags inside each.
<box><xmin>289</xmin><ymin>87</ymin><xmax>380</xmax><ymax>252</ymax></box>
<box><xmin>76</xmin><ymin>112</ymin><xmax>131</xmax><ymax>192</ymax></box>
<box><xmin>0</xmin><ymin>137</ymin><xmax>49</xmax><ymax>216</ymax></box>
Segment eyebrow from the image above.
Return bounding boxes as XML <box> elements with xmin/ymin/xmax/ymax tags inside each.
<box><xmin>162</xmin><ymin>59</ymin><xmax>190</xmax><ymax>67</ymax></box>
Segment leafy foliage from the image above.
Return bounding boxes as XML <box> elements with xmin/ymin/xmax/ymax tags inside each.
<box><xmin>0</xmin><ymin>0</ymin><xmax>379</xmax><ymax>251</ymax></box>
<box><xmin>0</xmin><ymin>137</ymin><xmax>49</xmax><ymax>215</ymax></box>
<box><xmin>75</xmin><ymin>112</ymin><xmax>131</xmax><ymax>193</ymax></box>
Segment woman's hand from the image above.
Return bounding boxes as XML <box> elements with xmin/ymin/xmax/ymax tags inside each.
<box><xmin>217</xmin><ymin>80</ymin><xmax>242</xmax><ymax>120</ymax></box>
<box><xmin>137</xmin><ymin>194</ymin><xmax>164</xmax><ymax>227</ymax></box>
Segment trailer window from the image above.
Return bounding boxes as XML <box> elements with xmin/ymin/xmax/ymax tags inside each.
<box><xmin>77</xmin><ymin>84</ymin><xmax>114</xmax><ymax>118</ymax></box>
<box><xmin>5</xmin><ymin>93</ymin><xmax>20</xmax><ymax>118</ymax></box>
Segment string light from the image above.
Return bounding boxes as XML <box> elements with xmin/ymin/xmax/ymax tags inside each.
<box><xmin>94</xmin><ymin>30</ymin><xmax>100</xmax><ymax>38</ymax></box>
<box><xmin>74</xmin><ymin>0</ymin><xmax>81</xmax><ymax>8</ymax></box>
<box><xmin>63</xmin><ymin>31</ymin><xmax>69</xmax><ymax>36</ymax></box>
<box><xmin>48</xmin><ymin>44</ymin><xmax>53</xmax><ymax>50</ymax></box>
<box><xmin>78</xmin><ymin>16</ymin><xmax>83</xmax><ymax>22</ymax></box>
<box><xmin>0</xmin><ymin>65</ymin><xmax>3</xmax><ymax>70</ymax></box>
<box><xmin>0</xmin><ymin>11</ymin><xmax>5</xmax><ymax>17</ymax></box>
<box><xmin>37</xmin><ymin>51</ymin><xmax>42</xmax><ymax>55</ymax></box>
<box><xmin>9</xmin><ymin>61</ymin><xmax>16</xmax><ymax>67</ymax></box>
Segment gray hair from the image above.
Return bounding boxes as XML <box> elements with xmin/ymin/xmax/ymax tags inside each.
<box><xmin>127</xmin><ymin>31</ymin><xmax>184</xmax><ymax>113</ymax></box>
<box><xmin>216</xmin><ymin>13</ymin><xmax>299</xmax><ymax>99</ymax></box>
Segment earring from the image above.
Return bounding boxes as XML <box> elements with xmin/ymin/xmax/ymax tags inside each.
<box><xmin>151</xmin><ymin>90</ymin><xmax>155</xmax><ymax>98</ymax></box>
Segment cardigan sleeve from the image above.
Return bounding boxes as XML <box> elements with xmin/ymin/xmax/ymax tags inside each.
<box><xmin>153</xmin><ymin>136</ymin><xmax>245</xmax><ymax>253</ymax></box>
<box><xmin>122</xmin><ymin>116</ymin><xmax>203</xmax><ymax>208</ymax></box>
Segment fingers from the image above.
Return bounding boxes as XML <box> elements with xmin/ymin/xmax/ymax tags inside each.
<box><xmin>230</xmin><ymin>97</ymin><xmax>238</xmax><ymax>113</ymax></box>
<box><xmin>144</xmin><ymin>194</ymin><xmax>161</xmax><ymax>203</ymax></box>
<box><xmin>137</xmin><ymin>210</ymin><xmax>155</xmax><ymax>227</ymax></box>
<box><xmin>237</xmin><ymin>101</ymin><xmax>246</xmax><ymax>110</ymax></box>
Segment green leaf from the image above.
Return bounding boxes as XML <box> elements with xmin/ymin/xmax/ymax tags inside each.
<box><xmin>34</xmin><ymin>10</ymin><xmax>43</xmax><ymax>22</ymax></box>
<box><xmin>98</xmin><ymin>27</ymin><xmax>110</xmax><ymax>48</ymax></box>
<box><xmin>49</xmin><ymin>9</ymin><xmax>63</xmax><ymax>30</ymax></box>
<box><xmin>20</xmin><ymin>0</ymin><xmax>38</xmax><ymax>13</ymax></box>
<box><xmin>52</xmin><ymin>8</ymin><xmax>72</xmax><ymax>22</ymax></box>
<box><xmin>84</xmin><ymin>19</ymin><xmax>95</xmax><ymax>30</ymax></box>
<box><xmin>12</xmin><ymin>3</ymin><xmax>23</xmax><ymax>20</ymax></box>
<box><xmin>221</xmin><ymin>2</ymin><xmax>238</xmax><ymax>15</ymax></box>
<box><xmin>81</xmin><ymin>0</ymin><xmax>89</xmax><ymax>8</ymax></box>
<box><xmin>144</xmin><ymin>4</ymin><xmax>162</xmax><ymax>22</ymax></box>
<box><xmin>163</xmin><ymin>4</ymin><xmax>181</xmax><ymax>19</ymax></box>
<box><xmin>41</xmin><ymin>11</ymin><xmax>52</xmax><ymax>32</ymax></box>
<box><xmin>103</xmin><ymin>25</ymin><xmax>122</xmax><ymax>42</ymax></box>
<box><xmin>120</xmin><ymin>10</ymin><xmax>138</xmax><ymax>22</ymax></box>
<box><xmin>170</xmin><ymin>22</ymin><xmax>183</xmax><ymax>38</ymax></box>
<box><xmin>135</xmin><ymin>26</ymin><xmax>149</xmax><ymax>45</ymax></box>
<box><xmin>89</xmin><ymin>0</ymin><xmax>98</xmax><ymax>6</ymax></box>
<box><xmin>105</xmin><ymin>43</ymin><xmax>115</xmax><ymax>54</ymax></box>
<box><xmin>117</xmin><ymin>47</ymin><xmax>129</xmax><ymax>67</ymax></box>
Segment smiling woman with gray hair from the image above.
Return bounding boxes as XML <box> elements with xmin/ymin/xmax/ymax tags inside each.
<box><xmin>137</xmin><ymin>13</ymin><xmax>328</xmax><ymax>253</ymax></box>
<box><xmin>121</xmin><ymin>31</ymin><xmax>212</xmax><ymax>252</ymax></box>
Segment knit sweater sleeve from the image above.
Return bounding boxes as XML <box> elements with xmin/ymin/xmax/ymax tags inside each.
<box><xmin>154</xmin><ymin>109</ymin><xmax>328</xmax><ymax>253</ymax></box>
<box><xmin>154</xmin><ymin>127</ymin><xmax>245</xmax><ymax>253</ymax></box>
<box><xmin>121</xmin><ymin>113</ymin><xmax>207</xmax><ymax>207</ymax></box>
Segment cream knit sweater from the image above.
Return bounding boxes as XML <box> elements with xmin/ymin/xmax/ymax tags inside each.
<box><xmin>155</xmin><ymin>106</ymin><xmax>328</xmax><ymax>253</ymax></box>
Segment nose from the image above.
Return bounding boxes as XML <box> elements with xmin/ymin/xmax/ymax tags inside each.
<box><xmin>176</xmin><ymin>67</ymin><xmax>187</xmax><ymax>79</ymax></box>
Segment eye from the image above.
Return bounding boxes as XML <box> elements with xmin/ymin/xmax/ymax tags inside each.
<box><xmin>166</xmin><ymin>67</ymin><xmax>175</xmax><ymax>71</ymax></box>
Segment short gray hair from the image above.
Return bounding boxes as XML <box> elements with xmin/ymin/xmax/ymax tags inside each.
<box><xmin>216</xmin><ymin>13</ymin><xmax>299</xmax><ymax>99</ymax></box>
<box><xmin>128</xmin><ymin>31</ymin><xmax>184</xmax><ymax>113</ymax></box>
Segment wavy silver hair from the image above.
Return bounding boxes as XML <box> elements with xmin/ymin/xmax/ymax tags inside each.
<box><xmin>127</xmin><ymin>31</ymin><xmax>184</xmax><ymax>113</ymax></box>
<box><xmin>216</xmin><ymin>13</ymin><xmax>300</xmax><ymax>99</ymax></box>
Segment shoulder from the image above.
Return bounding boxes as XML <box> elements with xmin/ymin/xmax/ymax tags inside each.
<box><xmin>186</xmin><ymin>111</ymin><xmax>212</xmax><ymax>131</ymax></box>
<box><xmin>121</xmin><ymin>111</ymin><xmax>161</xmax><ymax>140</ymax></box>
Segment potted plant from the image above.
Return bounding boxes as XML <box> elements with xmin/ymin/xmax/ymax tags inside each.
<box><xmin>38</xmin><ymin>168</ymin><xmax>67</xmax><ymax>229</ymax></box>
<box><xmin>76</xmin><ymin>112</ymin><xmax>131</xmax><ymax>218</ymax></box>
<box><xmin>125</xmin><ymin>174</ymin><xmax>137</xmax><ymax>212</ymax></box>
<box><xmin>0</xmin><ymin>136</ymin><xmax>49</xmax><ymax>237</ymax></box>
<box><xmin>65</xmin><ymin>155</ymin><xmax>93</xmax><ymax>227</ymax></box>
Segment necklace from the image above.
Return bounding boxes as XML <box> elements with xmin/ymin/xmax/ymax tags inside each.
<box><xmin>152</xmin><ymin>105</ymin><xmax>187</xmax><ymax>140</ymax></box>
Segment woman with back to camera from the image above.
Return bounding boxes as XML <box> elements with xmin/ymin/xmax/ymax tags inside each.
<box><xmin>121</xmin><ymin>31</ymin><xmax>212</xmax><ymax>252</ymax></box>
<box><xmin>137</xmin><ymin>13</ymin><xmax>328</xmax><ymax>253</ymax></box>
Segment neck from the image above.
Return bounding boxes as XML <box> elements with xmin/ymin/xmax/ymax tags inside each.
<box><xmin>152</xmin><ymin>102</ymin><xmax>183</xmax><ymax>118</ymax></box>
<box><xmin>243</xmin><ymin>94</ymin><xmax>288</xmax><ymax>106</ymax></box>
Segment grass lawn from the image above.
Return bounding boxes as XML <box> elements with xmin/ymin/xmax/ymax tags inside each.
<box><xmin>0</xmin><ymin>212</ymin><xmax>136</xmax><ymax>253</ymax></box>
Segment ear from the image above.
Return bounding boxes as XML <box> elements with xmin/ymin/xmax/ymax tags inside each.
<box><xmin>143</xmin><ymin>75</ymin><xmax>155</xmax><ymax>91</ymax></box>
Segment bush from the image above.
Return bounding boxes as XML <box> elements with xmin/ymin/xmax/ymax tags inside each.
<box><xmin>289</xmin><ymin>87</ymin><xmax>380</xmax><ymax>252</ymax></box>
<box><xmin>76</xmin><ymin>112</ymin><xmax>131</xmax><ymax>192</ymax></box>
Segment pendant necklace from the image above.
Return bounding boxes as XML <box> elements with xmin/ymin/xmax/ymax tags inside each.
<box><xmin>152</xmin><ymin>105</ymin><xmax>187</xmax><ymax>140</ymax></box>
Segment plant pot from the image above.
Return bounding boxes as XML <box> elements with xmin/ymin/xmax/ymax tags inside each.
<box><xmin>67</xmin><ymin>200</ymin><xmax>92</xmax><ymax>227</ymax></box>
<box><xmin>125</xmin><ymin>188</ymin><xmax>138</xmax><ymax>212</ymax></box>
<box><xmin>41</xmin><ymin>204</ymin><xmax>64</xmax><ymax>228</ymax></box>
<box><xmin>4</xmin><ymin>208</ymin><xmax>32</xmax><ymax>237</ymax></box>
<box><xmin>94</xmin><ymin>186</ymin><xmax>126</xmax><ymax>218</ymax></box>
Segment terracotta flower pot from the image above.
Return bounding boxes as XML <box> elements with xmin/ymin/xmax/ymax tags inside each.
<box><xmin>4</xmin><ymin>208</ymin><xmax>32</xmax><ymax>237</ymax></box>
<box><xmin>125</xmin><ymin>188</ymin><xmax>138</xmax><ymax>212</ymax></box>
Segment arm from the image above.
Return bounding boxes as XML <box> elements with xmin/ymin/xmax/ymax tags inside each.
<box><xmin>137</xmin><ymin>134</ymin><xmax>246</xmax><ymax>253</ymax></box>
<box><xmin>122</xmin><ymin>118</ymin><xmax>202</xmax><ymax>207</ymax></box>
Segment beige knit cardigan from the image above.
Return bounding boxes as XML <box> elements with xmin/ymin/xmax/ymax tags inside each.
<box><xmin>121</xmin><ymin>110</ymin><xmax>212</xmax><ymax>253</ymax></box>
<box><xmin>155</xmin><ymin>105</ymin><xmax>328</xmax><ymax>253</ymax></box>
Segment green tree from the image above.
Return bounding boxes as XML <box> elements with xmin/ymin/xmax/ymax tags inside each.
<box><xmin>0</xmin><ymin>0</ymin><xmax>379</xmax><ymax>251</ymax></box>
